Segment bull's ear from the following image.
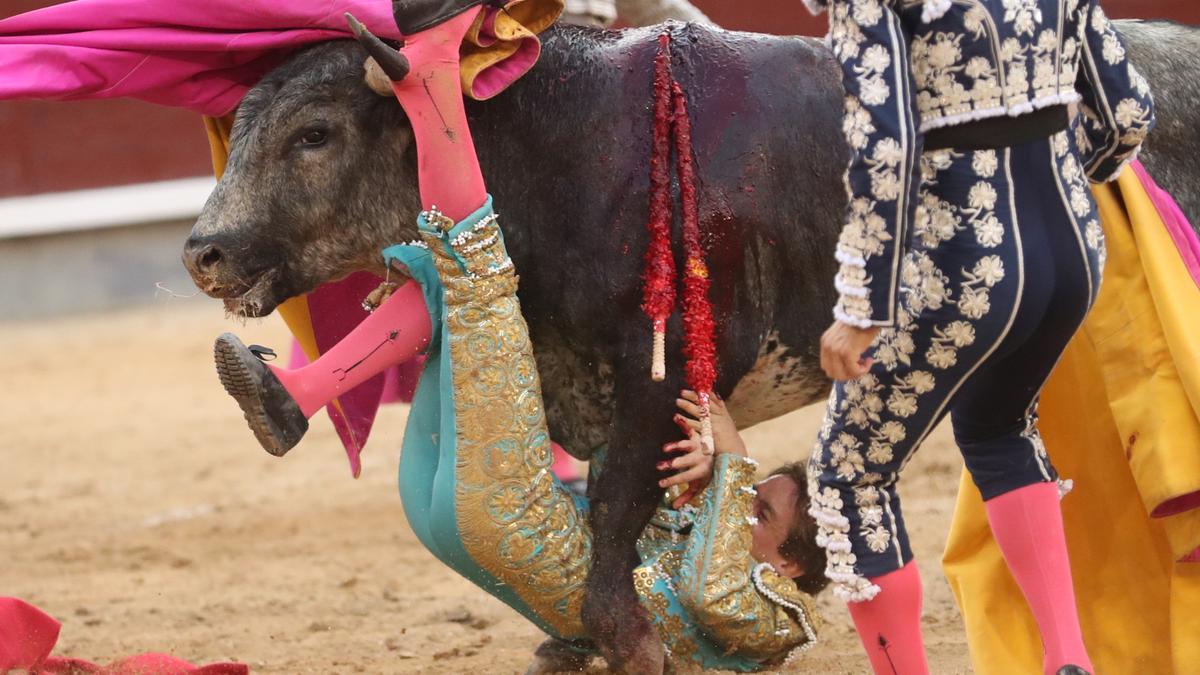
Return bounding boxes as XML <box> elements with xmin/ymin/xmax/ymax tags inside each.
<box><xmin>363</xmin><ymin>58</ymin><xmax>395</xmax><ymax>96</ymax></box>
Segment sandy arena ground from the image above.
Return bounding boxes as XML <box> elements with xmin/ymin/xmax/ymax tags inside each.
<box><xmin>0</xmin><ymin>302</ymin><xmax>974</xmax><ymax>673</ymax></box>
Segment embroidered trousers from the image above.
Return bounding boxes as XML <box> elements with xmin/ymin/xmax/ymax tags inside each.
<box><xmin>809</xmin><ymin>131</ymin><xmax>1107</xmax><ymax>600</ymax></box>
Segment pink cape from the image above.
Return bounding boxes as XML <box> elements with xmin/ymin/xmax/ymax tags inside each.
<box><xmin>284</xmin><ymin>273</ymin><xmax>425</xmax><ymax>477</ymax></box>
<box><xmin>1</xmin><ymin>0</ymin><xmax>536</xmax><ymax>472</ymax></box>
<box><xmin>0</xmin><ymin>0</ymin><xmax>403</xmax><ymax>117</ymax></box>
<box><xmin>0</xmin><ymin>597</ymin><xmax>248</xmax><ymax>674</ymax></box>
<box><xmin>1133</xmin><ymin>161</ymin><xmax>1200</xmax><ymax>290</ymax></box>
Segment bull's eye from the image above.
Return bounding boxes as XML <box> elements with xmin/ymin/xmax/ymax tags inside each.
<box><xmin>299</xmin><ymin>129</ymin><xmax>328</xmax><ymax>147</ymax></box>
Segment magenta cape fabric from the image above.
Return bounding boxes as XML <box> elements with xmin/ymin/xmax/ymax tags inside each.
<box><xmin>1132</xmin><ymin>161</ymin><xmax>1200</xmax><ymax>290</ymax></box>
<box><xmin>284</xmin><ymin>272</ymin><xmax>426</xmax><ymax>478</ymax></box>
<box><xmin>0</xmin><ymin>597</ymin><xmax>248</xmax><ymax>674</ymax></box>
<box><xmin>0</xmin><ymin>0</ymin><xmax>399</xmax><ymax>116</ymax></box>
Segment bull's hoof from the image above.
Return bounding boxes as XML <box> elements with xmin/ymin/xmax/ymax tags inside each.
<box><xmin>581</xmin><ymin>594</ymin><xmax>665</xmax><ymax>675</ymax></box>
<box><xmin>524</xmin><ymin>636</ymin><xmax>593</xmax><ymax>674</ymax></box>
<box><xmin>213</xmin><ymin>333</ymin><xmax>308</xmax><ymax>457</ymax></box>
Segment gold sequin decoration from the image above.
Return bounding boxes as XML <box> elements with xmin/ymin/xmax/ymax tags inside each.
<box><xmin>423</xmin><ymin>213</ymin><xmax>590</xmax><ymax>639</ymax></box>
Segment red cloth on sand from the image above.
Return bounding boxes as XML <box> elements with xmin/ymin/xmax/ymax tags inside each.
<box><xmin>0</xmin><ymin>598</ymin><xmax>248</xmax><ymax>674</ymax></box>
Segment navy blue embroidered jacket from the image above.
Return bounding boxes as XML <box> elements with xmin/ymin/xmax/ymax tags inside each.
<box><xmin>804</xmin><ymin>0</ymin><xmax>1155</xmax><ymax>327</ymax></box>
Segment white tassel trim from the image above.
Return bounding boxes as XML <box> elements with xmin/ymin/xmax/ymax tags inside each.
<box><xmin>921</xmin><ymin>0</ymin><xmax>951</xmax><ymax>23</ymax></box>
<box><xmin>919</xmin><ymin>92</ymin><xmax>1083</xmax><ymax>133</ymax></box>
<box><xmin>834</xmin><ymin>306</ymin><xmax>876</xmax><ymax>329</ymax></box>
<box><xmin>830</xmin><ymin>573</ymin><xmax>882</xmax><ymax>602</ymax></box>
<box><xmin>835</xmin><ymin>276</ymin><xmax>870</xmax><ymax>299</ymax></box>
<box><xmin>835</xmin><ymin>248</ymin><xmax>867</xmax><ymax>268</ymax></box>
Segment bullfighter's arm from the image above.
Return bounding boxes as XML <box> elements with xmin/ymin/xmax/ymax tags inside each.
<box><xmin>824</xmin><ymin>0</ymin><xmax>923</xmax><ymax>329</ymax></box>
<box><xmin>615</xmin><ymin>0</ymin><xmax>714</xmax><ymax>27</ymax></box>
<box><xmin>672</xmin><ymin>454</ymin><xmax>819</xmax><ymax>664</ymax></box>
<box><xmin>1075</xmin><ymin>1</ymin><xmax>1156</xmax><ymax>182</ymax></box>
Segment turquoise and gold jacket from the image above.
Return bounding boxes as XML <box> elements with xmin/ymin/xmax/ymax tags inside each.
<box><xmin>383</xmin><ymin>198</ymin><xmax>819</xmax><ymax>672</ymax></box>
<box><xmin>804</xmin><ymin>0</ymin><xmax>1156</xmax><ymax>327</ymax></box>
<box><xmin>632</xmin><ymin>453</ymin><xmax>821</xmax><ymax>670</ymax></box>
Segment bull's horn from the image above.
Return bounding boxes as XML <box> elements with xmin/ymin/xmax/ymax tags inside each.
<box><xmin>344</xmin><ymin>13</ymin><xmax>410</xmax><ymax>83</ymax></box>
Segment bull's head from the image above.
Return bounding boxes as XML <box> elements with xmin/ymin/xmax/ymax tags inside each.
<box><xmin>183</xmin><ymin>41</ymin><xmax>420</xmax><ymax>317</ymax></box>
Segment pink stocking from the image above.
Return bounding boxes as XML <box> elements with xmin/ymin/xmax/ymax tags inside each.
<box><xmin>269</xmin><ymin>13</ymin><xmax>485</xmax><ymax>417</ymax></box>
<box><xmin>846</xmin><ymin>561</ymin><xmax>930</xmax><ymax>675</ymax></box>
<box><xmin>272</xmin><ymin>281</ymin><xmax>431</xmax><ymax>418</ymax></box>
<box><xmin>551</xmin><ymin>442</ymin><xmax>582</xmax><ymax>483</ymax></box>
<box><xmin>388</xmin><ymin>10</ymin><xmax>488</xmax><ymax>221</ymax></box>
<box><xmin>985</xmin><ymin>482</ymin><xmax>1093</xmax><ymax>675</ymax></box>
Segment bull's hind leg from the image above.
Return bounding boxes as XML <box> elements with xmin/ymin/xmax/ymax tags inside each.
<box><xmin>581</xmin><ymin>378</ymin><xmax>677</xmax><ymax>674</ymax></box>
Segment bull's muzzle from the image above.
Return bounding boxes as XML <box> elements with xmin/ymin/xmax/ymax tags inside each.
<box><xmin>182</xmin><ymin>235</ymin><xmax>226</xmax><ymax>286</ymax></box>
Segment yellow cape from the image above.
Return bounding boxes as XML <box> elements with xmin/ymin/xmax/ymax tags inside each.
<box><xmin>944</xmin><ymin>169</ymin><xmax>1200</xmax><ymax>674</ymax></box>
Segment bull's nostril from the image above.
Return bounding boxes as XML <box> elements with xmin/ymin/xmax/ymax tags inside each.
<box><xmin>199</xmin><ymin>245</ymin><xmax>223</xmax><ymax>271</ymax></box>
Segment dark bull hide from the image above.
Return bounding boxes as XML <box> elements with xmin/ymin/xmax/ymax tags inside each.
<box><xmin>182</xmin><ymin>19</ymin><xmax>1200</xmax><ymax>669</ymax></box>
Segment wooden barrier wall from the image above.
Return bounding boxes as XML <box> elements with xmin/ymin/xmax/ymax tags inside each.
<box><xmin>1</xmin><ymin>0</ymin><xmax>1196</xmax><ymax>197</ymax></box>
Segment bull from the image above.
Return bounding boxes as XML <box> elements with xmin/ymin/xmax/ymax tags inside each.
<box><xmin>182</xmin><ymin>19</ymin><xmax>1200</xmax><ymax>671</ymax></box>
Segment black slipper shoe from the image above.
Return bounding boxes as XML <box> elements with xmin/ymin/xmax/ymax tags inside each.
<box><xmin>214</xmin><ymin>333</ymin><xmax>308</xmax><ymax>457</ymax></box>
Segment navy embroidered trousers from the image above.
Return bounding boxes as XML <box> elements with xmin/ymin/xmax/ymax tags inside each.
<box><xmin>808</xmin><ymin>130</ymin><xmax>1106</xmax><ymax>600</ymax></box>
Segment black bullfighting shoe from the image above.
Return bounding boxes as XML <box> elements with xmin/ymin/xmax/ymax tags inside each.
<box><xmin>1056</xmin><ymin>667</ymin><xmax>1092</xmax><ymax>675</ymax></box>
<box><xmin>213</xmin><ymin>333</ymin><xmax>308</xmax><ymax>457</ymax></box>
<box><xmin>392</xmin><ymin>0</ymin><xmax>506</xmax><ymax>35</ymax></box>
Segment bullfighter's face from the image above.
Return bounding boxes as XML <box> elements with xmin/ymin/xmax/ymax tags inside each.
<box><xmin>750</xmin><ymin>473</ymin><xmax>804</xmax><ymax>578</ymax></box>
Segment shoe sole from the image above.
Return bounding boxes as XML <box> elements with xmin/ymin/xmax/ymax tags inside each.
<box><xmin>214</xmin><ymin>334</ymin><xmax>292</xmax><ymax>457</ymax></box>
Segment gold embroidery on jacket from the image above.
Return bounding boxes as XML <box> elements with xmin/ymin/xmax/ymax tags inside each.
<box><xmin>425</xmin><ymin>213</ymin><xmax>590</xmax><ymax>639</ymax></box>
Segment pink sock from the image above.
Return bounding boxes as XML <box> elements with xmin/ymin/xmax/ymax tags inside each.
<box><xmin>272</xmin><ymin>281</ymin><xmax>431</xmax><ymax>417</ymax></box>
<box><xmin>551</xmin><ymin>442</ymin><xmax>581</xmax><ymax>483</ymax></box>
<box><xmin>388</xmin><ymin>10</ymin><xmax>488</xmax><ymax>221</ymax></box>
<box><xmin>985</xmin><ymin>482</ymin><xmax>1092</xmax><ymax>675</ymax></box>
<box><xmin>847</xmin><ymin>561</ymin><xmax>930</xmax><ymax>675</ymax></box>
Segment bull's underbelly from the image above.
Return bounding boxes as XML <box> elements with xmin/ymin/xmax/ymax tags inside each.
<box><xmin>537</xmin><ymin>329</ymin><xmax>828</xmax><ymax>461</ymax></box>
<box><xmin>725</xmin><ymin>330</ymin><xmax>829</xmax><ymax>429</ymax></box>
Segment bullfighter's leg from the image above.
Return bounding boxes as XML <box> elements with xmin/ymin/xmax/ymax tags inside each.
<box><xmin>809</xmin><ymin>139</ymin><xmax>1100</xmax><ymax>674</ymax></box>
<box><xmin>392</xmin><ymin>201</ymin><xmax>593</xmax><ymax>640</ymax></box>
<box><xmin>213</xmin><ymin>6</ymin><xmax>497</xmax><ymax>457</ymax></box>
<box><xmin>367</xmin><ymin>7</ymin><xmax>489</xmax><ymax>221</ymax></box>
<box><xmin>214</xmin><ymin>281</ymin><xmax>431</xmax><ymax>455</ymax></box>
<box><xmin>581</xmin><ymin>373</ymin><xmax>678</xmax><ymax>674</ymax></box>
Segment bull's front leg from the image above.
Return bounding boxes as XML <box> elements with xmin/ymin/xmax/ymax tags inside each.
<box><xmin>582</xmin><ymin>368</ymin><xmax>680</xmax><ymax>674</ymax></box>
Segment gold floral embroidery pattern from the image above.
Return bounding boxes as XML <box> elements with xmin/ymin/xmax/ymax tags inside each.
<box><xmin>1077</xmin><ymin>2</ymin><xmax>1156</xmax><ymax>180</ymax></box>
<box><xmin>433</xmin><ymin>215</ymin><xmax>826</xmax><ymax>660</ymax></box>
<box><xmin>810</xmin><ymin>145</ymin><xmax>1012</xmax><ymax>601</ymax></box>
<box><xmin>672</xmin><ymin>455</ymin><xmax>818</xmax><ymax>661</ymax></box>
<box><xmin>828</xmin><ymin>0</ymin><xmax>920</xmax><ymax>328</ymax></box>
<box><xmin>925</xmin><ymin>320</ymin><xmax>977</xmax><ymax>369</ymax></box>
<box><xmin>901</xmin><ymin>0</ymin><xmax>1088</xmax><ymax>130</ymax></box>
<box><xmin>958</xmin><ymin>255</ymin><xmax>1006</xmax><ymax>320</ymax></box>
<box><xmin>1048</xmin><ymin>130</ymin><xmax>1101</xmax><ymax>299</ymax></box>
<box><xmin>424</xmin><ymin>213</ymin><xmax>591</xmax><ymax>639</ymax></box>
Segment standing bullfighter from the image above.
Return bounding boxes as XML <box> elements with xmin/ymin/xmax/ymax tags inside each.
<box><xmin>805</xmin><ymin>0</ymin><xmax>1154</xmax><ymax>674</ymax></box>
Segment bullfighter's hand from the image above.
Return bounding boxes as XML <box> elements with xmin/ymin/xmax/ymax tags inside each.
<box><xmin>361</xmin><ymin>281</ymin><xmax>400</xmax><ymax>313</ymax></box>
<box><xmin>675</xmin><ymin>390</ymin><xmax>746</xmax><ymax>457</ymax></box>
<box><xmin>820</xmin><ymin>321</ymin><xmax>881</xmax><ymax>381</ymax></box>
<box><xmin>660</xmin><ymin>435</ymin><xmax>715</xmax><ymax>509</ymax></box>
